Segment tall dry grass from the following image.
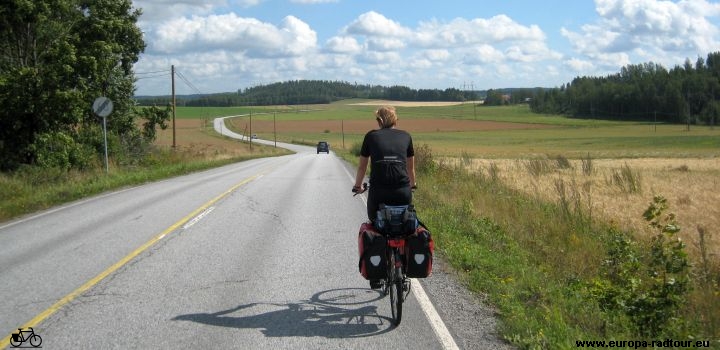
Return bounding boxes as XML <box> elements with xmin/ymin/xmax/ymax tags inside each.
<box><xmin>461</xmin><ymin>157</ymin><xmax>720</xmax><ymax>261</ymax></box>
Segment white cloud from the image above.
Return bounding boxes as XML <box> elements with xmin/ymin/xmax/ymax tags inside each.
<box><xmin>359</xmin><ymin>51</ymin><xmax>402</xmax><ymax>65</ymax></box>
<box><xmin>414</xmin><ymin>15</ymin><xmax>545</xmax><ymax>48</ymax></box>
<box><xmin>563</xmin><ymin>0</ymin><xmax>720</xmax><ymax>69</ymax></box>
<box><xmin>325</xmin><ymin>36</ymin><xmax>363</xmax><ymax>54</ymax></box>
<box><xmin>464</xmin><ymin>45</ymin><xmax>505</xmax><ymax>64</ymax></box>
<box><xmin>423</xmin><ymin>49</ymin><xmax>450</xmax><ymax>61</ymax></box>
<box><xmin>148</xmin><ymin>14</ymin><xmax>317</xmax><ymax>58</ymax></box>
<box><xmin>564</xmin><ymin>57</ymin><xmax>595</xmax><ymax>72</ymax></box>
<box><xmin>408</xmin><ymin>58</ymin><xmax>433</xmax><ymax>69</ymax></box>
<box><xmin>366</xmin><ymin>37</ymin><xmax>406</xmax><ymax>52</ymax></box>
<box><xmin>344</xmin><ymin>11</ymin><xmax>412</xmax><ymax>37</ymax></box>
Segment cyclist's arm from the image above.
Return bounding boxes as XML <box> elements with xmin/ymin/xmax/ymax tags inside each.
<box><xmin>354</xmin><ymin>156</ymin><xmax>369</xmax><ymax>189</ymax></box>
<box><xmin>407</xmin><ymin>156</ymin><xmax>416</xmax><ymax>189</ymax></box>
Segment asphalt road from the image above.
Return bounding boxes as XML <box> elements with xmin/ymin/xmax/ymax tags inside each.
<box><xmin>0</xmin><ymin>119</ymin><xmax>512</xmax><ymax>349</ymax></box>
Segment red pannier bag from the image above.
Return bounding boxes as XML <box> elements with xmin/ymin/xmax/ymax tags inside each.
<box><xmin>404</xmin><ymin>225</ymin><xmax>434</xmax><ymax>278</ymax></box>
<box><xmin>357</xmin><ymin>222</ymin><xmax>387</xmax><ymax>280</ymax></box>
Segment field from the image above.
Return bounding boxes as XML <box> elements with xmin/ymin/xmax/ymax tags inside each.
<box><xmin>171</xmin><ymin>101</ymin><xmax>720</xmax><ymax>260</ymax></box>
<box><xmin>459</xmin><ymin>157</ymin><xmax>720</xmax><ymax>260</ymax></box>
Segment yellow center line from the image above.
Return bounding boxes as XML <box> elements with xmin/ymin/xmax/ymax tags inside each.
<box><xmin>2</xmin><ymin>172</ymin><xmax>264</xmax><ymax>348</ymax></box>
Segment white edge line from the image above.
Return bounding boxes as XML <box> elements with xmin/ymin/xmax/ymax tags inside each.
<box><xmin>412</xmin><ymin>281</ymin><xmax>461</xmax><ymax>350</ymax></box>
<box><xmin>342</xmin><ymin>165</ymin><xmax>459</xmax><ymax>350</ymax></box>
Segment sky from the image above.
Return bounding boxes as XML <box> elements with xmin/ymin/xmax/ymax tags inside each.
<box><xmin>131</xmin><ymin>0</ymin><xmax>720</xmax><ymax>96</ymax></box>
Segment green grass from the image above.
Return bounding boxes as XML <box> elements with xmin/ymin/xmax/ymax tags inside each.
<box><xmin>0</xmin><ymin>144</ymin><xmax>289</xmax><ymax>222</ymax></box>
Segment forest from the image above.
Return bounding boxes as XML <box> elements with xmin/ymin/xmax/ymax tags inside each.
<box><xmin>530</xmin><ymin>52</ymin><xmax>720</xmax><ymax>125</ymax></box>
<box><xmin>134</xmin><ymin>80</ymin><xmax>485</xmax><ymax>107</ymax></box>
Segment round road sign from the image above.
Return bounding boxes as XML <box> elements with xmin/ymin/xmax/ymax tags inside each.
<box><xmin>92</xmin><ymin>97</ymin><xmax>114</xmax><ymax>118</ymax></box>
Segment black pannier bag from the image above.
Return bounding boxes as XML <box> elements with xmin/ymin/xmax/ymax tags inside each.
<box><xmin>357</xmin><ymin>222</ymin><xmax>387</xmax><ymax>280</ymax></box>
<box><xmin>404</xmin><ymin>225</ymin><xmax>434</xmax><ymax>278</ymax></box>
<box><xmin>375</xmin><ymin>204</ymin><xmax>418</xmax><ymax>237</ymax></box>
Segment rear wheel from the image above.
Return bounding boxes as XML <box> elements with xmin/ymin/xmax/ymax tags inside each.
<box><xmin>9</xmin><ymin>336</ymin><xmax>21</xmax><ymax>348</ymax></box>
<box><xmin>389</xmin><ymin>251</ymin><xmax>403</xmax><ymax>326</ymax></box>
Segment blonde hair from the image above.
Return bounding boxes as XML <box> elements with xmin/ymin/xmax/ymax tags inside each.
<box><xmin>375</xmin><ymin>106</ymin><xmax>397</xmax><ymax>128</ymax></box>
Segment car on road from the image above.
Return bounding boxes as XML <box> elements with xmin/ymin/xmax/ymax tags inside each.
<box><xmin>317</xmin><ymin>141</ymin><xmax>329</xmax><ymax>154</ymax></box>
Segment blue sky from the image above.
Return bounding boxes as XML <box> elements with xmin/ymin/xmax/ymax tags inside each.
<box><xmin>132</xmin><ymin>0</ymin><xmax>720</xmax><ymax>96</ymax></box>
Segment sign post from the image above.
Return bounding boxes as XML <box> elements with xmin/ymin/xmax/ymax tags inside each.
<box><xmin>92</xmin><ymin>97</ymin><xmax>113</xmax><ymax>174</ymax></box>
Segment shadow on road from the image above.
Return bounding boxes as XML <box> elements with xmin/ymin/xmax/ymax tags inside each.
<box><xmin>172</xmin><ymin>288</ymin><xmax>393</xmax><ymax>338</ymax></box>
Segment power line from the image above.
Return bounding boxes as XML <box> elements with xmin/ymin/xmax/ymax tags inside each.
<box><xmin>135</xmin><ymin>72</ymin><xmax>170</xmax><ymax>81</ymax></box>
<box><xmin>135</xmin><ymin>69</ymin><xmax>171</xmax><ymax>75</ymax></box>
<box><xmin>175</xmin><ymin>70</ymin><xmax>203</xmax><ymax>95</ymax></box>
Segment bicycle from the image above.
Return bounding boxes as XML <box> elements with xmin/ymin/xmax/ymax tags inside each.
<box><xmin>9</xmin><ymin>327</ymin><xmax>42</xmax><ymax>348</ymax></box>
<box><xmin>354</xmin><ymin>183</ymin><xmax>416</xmax><ymax>326</ymax></box>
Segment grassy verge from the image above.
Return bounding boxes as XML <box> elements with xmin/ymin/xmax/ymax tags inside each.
<box><xmin>0</xmin><ymin>143</ymin><xmax>290</xmax><ymax>223</ymax></box>
<box><xmin>338</xmin><ymin>145</ymin><xmax>719</xmax><ymax>348</ymax></box>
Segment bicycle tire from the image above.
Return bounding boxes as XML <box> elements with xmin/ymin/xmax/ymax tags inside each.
<box><xmin>29</xmin><ymin>334</ymin><xmax>42</xmax><ymax>347</ymax></box>
<box><xmin>388</xmin><ymin>249</ymin><xmax>403</xmax><ymax>326</ymax></box>
<box><xmin>9</xmin><ymin>335</ymin><xmax>21</xmax><ymax>347</ymax></box>
<box><xmin>393</xmin><ymin>265</ymin><xmax>403</xmax><ymax>325</ymax></box>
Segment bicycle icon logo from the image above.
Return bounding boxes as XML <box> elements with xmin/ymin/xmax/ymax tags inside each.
<box><xmin>9</xmin><ymin>327</ymin><xmax>42</xmax><ymax>348</ymax></box>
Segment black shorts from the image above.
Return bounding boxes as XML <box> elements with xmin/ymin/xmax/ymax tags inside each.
<box><xmin>367</xmin><ymin>186</ymin><xmax>412</xmax><ymax>222</ymax></box>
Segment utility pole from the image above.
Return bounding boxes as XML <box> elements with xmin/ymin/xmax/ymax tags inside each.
<box><xmin>273</xmin><ymin>111</ymin><xmax>277</xmax><ymax>148</ymax></box>
<box><xmin>171</xmin><ymin>65</ymin><xmax>176</xmax><ymax>148</ymax></box>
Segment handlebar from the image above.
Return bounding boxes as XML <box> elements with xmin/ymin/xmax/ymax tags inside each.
<box><xmin>352</xmin><ymin>182</ymin><xmax>368</xmax><ymax>196</ymax></box>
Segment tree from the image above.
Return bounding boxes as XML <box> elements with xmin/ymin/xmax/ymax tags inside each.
<box><xmin>0</xmin><ymin>0</ymin><xmax>145</xmax><ymax>171</ymax></box>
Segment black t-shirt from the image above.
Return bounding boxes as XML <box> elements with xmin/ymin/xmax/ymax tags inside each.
<box><xmin>360</xmin><ymin>128</ymin><xmax>414</xmax><ymax>189</ymax></box>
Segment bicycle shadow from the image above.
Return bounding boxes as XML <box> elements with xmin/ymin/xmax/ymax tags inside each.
<box><xmin>172</xmin><ymin>288</ymin><xmax>393</xmax><ymax>338</ymax></box>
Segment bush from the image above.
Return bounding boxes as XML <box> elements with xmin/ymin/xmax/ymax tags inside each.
<box><xmin>414</xmin><ymin>143</ymin><xmax>436</xmax><ymax>174</ymax></box>
<box><xmin>30</xmin><ymin>131</ymin><xmax>96</xmax><ymax>170</ymax></box>
<box><xmin>588</xmin><ymin>196</ymin><xmax>691</xmax><ymax>337</ymax></box>
<box><xmin>349</xmin><ymin>141</ymin><xmax>362</xmax><ymax>157</ymax></box>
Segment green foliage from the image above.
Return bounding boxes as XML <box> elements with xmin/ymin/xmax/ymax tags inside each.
<box><xmin>349</xmin><ymin>142</ymin><xmax>362</xmax><ymax>157</ymax></box>
<box><xmin>588</xmin><ymin>196</ymin><xmax>691</xmax><ymax>338</ymax></box>
<box><xmin>30</xmin><ymin>131</ymin><xmax>96</xmax><ymax>170</ymax></box>
<box><xmin>413</xmin><ymin>143</ymin><xmax>436</xmax><ymax>174</ymax></box>
<box><xmin>139</xmin><ymin>105</ymin><xmax>171</xmax><ymax>142</ymax></box>
<box><xmin>0</xmin><ymin>0</ymin><xmax>146</xmax><ymax>171</ymax></box>
<box><xmin>531</xmin><ymin>52</ymin><xmax>720</xmax><ymax>125</ymax></box>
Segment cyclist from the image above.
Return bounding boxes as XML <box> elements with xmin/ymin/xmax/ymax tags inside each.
<box><xmin>352</xmin><ymin>106</ymin><xmax>416</xmax><ymax>288</ymax></box>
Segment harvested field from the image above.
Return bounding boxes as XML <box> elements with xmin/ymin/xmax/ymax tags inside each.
<box><xmin>153</xmin><ymin>119</ymin><xmax>287</xmax><ymax>159</ymax></box>
<box><xmin>459</xmin><ymin>157</ymin><xmax>720</xmax><ymax>259</ymax></box>
<box><xmin>349</xmin><ymin>100</ymin><xmax>481</xmax><ymax>107</ymax></box>
<box><xmin>245</xmin><ymin>118</ymin><xmax>553</xmax><ymax>134</ymax></box>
